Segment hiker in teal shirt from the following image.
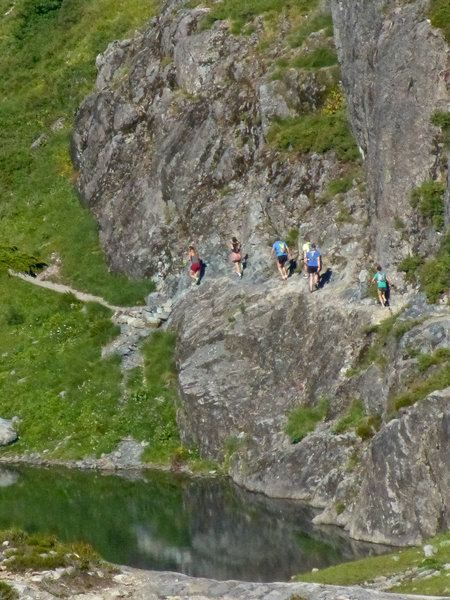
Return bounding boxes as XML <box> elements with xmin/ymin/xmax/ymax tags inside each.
<box><xmin>372</xmin><ymin>265</ymin><xmax>394</xmax><ymax>307</ymax></box>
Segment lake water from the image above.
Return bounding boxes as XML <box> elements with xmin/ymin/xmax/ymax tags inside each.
<box><xmin>0</xmin><ymin>465</ymin><xmax>390</xmax><ymax>581</ymax></box>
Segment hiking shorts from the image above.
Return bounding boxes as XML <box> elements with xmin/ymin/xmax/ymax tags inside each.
<box><xmin>190</xmin><ymin>262</ymin><xmax>201</xmax><ymax>273</ymax></box>
<box><xmin>231</xmin><ymin>252</ymin><xmax>242</xmax><ymax>263</ymax></box>
<box><xmin>307</xmin><ymin>265</ymin><xmax>319</xmax><ymax>274</ymax></box>
<box><xmin>277</xmin><ymin>255</ymin><xmax>288</xmax><ymax>266</ymax></box>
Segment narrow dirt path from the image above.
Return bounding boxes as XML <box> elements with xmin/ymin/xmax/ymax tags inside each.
<box><xmin>9</xmin><ymin>270</ymin><xmax>170</xmax><ymax>371</ymax></box>
<box><xmin>10</xmin><ymin>270</ymin><xmax>123</xmax><ymax>311</ymax></box>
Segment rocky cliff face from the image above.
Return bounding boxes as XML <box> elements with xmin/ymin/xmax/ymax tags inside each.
<box><xmin>72</xmin><ymin>0</ymin><xmax>449</xmax><ymax>546</ymax></box>
<box><xmin>331</xmin><ymin>0</ymin><xmax>449</xmax><ymax>264</ymax></box>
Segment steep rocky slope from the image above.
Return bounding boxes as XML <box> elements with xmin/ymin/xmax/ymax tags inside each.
<box><xmin>72</xmin><ymin>0</ymin><xmax>449</xmax><ymax>546</ymax></box>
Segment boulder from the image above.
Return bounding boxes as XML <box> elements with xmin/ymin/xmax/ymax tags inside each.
<box><xmin>0</xmin><ymin>418</ymin><xmax>18</xmax><ymax>446</ymax></box>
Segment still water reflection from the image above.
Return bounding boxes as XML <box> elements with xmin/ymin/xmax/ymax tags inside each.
<box><xmin>0</xmin><ymin>466</ymin><xmax>389</xmax><ymax>581</ymax></box>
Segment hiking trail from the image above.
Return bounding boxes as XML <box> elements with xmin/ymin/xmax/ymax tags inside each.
<box><xmin>10</xmin><ymin>270</ymin><xmax>172</xmax><ymax>371</ymax></box>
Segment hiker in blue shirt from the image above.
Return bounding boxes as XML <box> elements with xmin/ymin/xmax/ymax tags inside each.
<box><xmin>271</xmin><ymin>240</ymin><xmax>291</xmax><ymax>281</ymax></box>
<box><xmin>305</xmin><ymin>243</ymin><xmax>322</xmax><ymax>293</ymax></box>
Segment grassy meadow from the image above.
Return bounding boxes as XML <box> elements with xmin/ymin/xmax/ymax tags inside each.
<box><xmin>0</xmin><ymin>0</ymin><xmax>157</xmax><ymax>304</ymax></box>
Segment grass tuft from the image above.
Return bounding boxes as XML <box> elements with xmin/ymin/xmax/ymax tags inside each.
<box><xmin>345</xmin><ymin>313</ymin><xmax>424</xmax><ymax>378</ymax></box>
<box><xmin>195</xmin><ymin>0</ymin><xmax>316</xmax><ymax>34</ymax></box>
<box><xmin>286</xmin><ymin>396</ymin><xmax>330</xmax><ymax>443</ymax></box>
<box><xmin>428</xmin><ymin>0</ymin><xmax>450</xmax><ymax>42</ymax></box>
<box><xmin>287</xmin><ymin>12</ymin><xmax>333</xmax><ymax>48</ymax></box>
<box><xmin>398</xmin><ymin>233</ymin><xmax>450</xmax><ymax>303</ymax></box>
<box><xmin>431</xmin><ymin>110</ymin><xmax>450</xmax><ymax>146</ymax></box>
<box><xmin>333</xmin><ymin>399</ymin><xmax>381</xmax><ymax>439</ymax></box>
<box><xmin>268</xmin><ymin>109</ymin><xmax>360</xmax><ymax>162</ymax></box>
<box><xmin>392</xmin><ymin>362</ymin><xmax>450</xmax><ymax>411</ymax></box>
<box><xmin>292</xmin><ymin>47</ymin><xmax>338</xmax><ymax>70</ymax></box>
<box><xmin>0</xmin><ymin>582</ymin><xmax>18</xmax><ymax>600</ymax></box>
<box><xmin>0</xmin><ymin>529</ymin><xmax>111</xmax><ymax>576</ymax></box>
<box><xmin>410</xmin><ymin>180</ymin><xmax>446</xmax><ymax>231</ymax></box>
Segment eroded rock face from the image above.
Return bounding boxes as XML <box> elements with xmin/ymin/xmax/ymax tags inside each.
<box><xmin>171</xmin><ymin>274</ymin><xmax>375</xmax><ymax>462</ymax></box>
<box><xmin>330</xmin><ymin>0</ymin><xmax>449</xmax><ymax>264</ymax></box>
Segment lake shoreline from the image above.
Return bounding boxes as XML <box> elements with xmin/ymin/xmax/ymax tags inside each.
<box><xmin>2</xmin><ymin>563</ymin><xmax>447</xmax><ymax>600</ymax></box>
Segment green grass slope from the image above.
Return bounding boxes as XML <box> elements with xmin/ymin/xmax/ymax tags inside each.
<box><xmin>0</xmin><ymin>274</ymin><xmax>180</xmax><ymax>461</ymax></box>
<box><xmin>0</xmin><ymin>0</ymin><xmax>157</xmax><ymax>305</ymax></box>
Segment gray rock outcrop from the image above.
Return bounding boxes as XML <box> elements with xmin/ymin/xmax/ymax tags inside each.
<box><xmin>0</xmin><ymin>418</ymin><xmax>17</xmax><ymax>446</ymax></box>
<box><xmin>347</xmin><ymin>388</ymin><xmax>450</xmax><ymax>545</ymax></box>
<box><xmin>5</xmin><ymin>565</ymin><xmax>449</xmax><ymax>600</ymax></box>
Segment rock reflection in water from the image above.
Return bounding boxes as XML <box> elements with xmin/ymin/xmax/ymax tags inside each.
<box><xmin>182</xmin><ymin>480</ymin><xmax>389</xmax><ymax>581</ymax></box>
<box><xmin>0</xmin><ymin>467</ymin><xmax>19</xmax><ymax>487</ymax></box>
<box><xmin>0</xmin><ymin>466</ymin><xmax>390</xmax><ymax>581</ymax></box>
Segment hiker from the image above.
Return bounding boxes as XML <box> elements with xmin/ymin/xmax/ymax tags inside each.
<box><xmin>187</xmin><ymin>246</ymin><xmax>202</xmax><ymax>285</ymax></box>
<box><xmin>230</xmin><ymin>236</ymin><xmax>243</xmax><ymax>278</ymax></box>
<box><xmin>372</xmin><ymin>265</ymin><xmax>393</xmax><ymax>307</ymax></box>
<box><xmin>271</xmin><ymin>240</ymin><xmax>291</xmax><ymax>280</ymax></box>
<box><xmin>305</xmin><ymin>243</ymin><xmax>322</xmax><ymax>292</ymax></box>
<box><xmin>302</xmin><ymin>241</ymin><xmax>311</xmax><ymax>279</ymax></box>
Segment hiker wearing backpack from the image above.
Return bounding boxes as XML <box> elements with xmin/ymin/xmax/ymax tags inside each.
<box><xmin>271</xmin><ymin>240</ymin><xmax>291</xmax><ymax>280</ymax></box>
<box><xmin>305</xmin><ymin>243</ymin><xmax>322</xmax><ymax>293</ymax></box>
<box><xmin>372</xmin><ymin>265</ymin><xmax>394</xmax><ymax>307</ymax></box>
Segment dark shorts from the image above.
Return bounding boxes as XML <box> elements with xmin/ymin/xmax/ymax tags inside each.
<box><xmin>190</xmin><ymin>262</ymin><xmax>201</xmax><ymax>273</ymax></box>
<box><xmin>277</xmin><ymin>255</ymin><xmax>288</xmax><ymax>266</ymax></box>
<box><xmin>307</xmin><ymin>265</ymin><xmax>319</xmax><ymax>274</ymax></box>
